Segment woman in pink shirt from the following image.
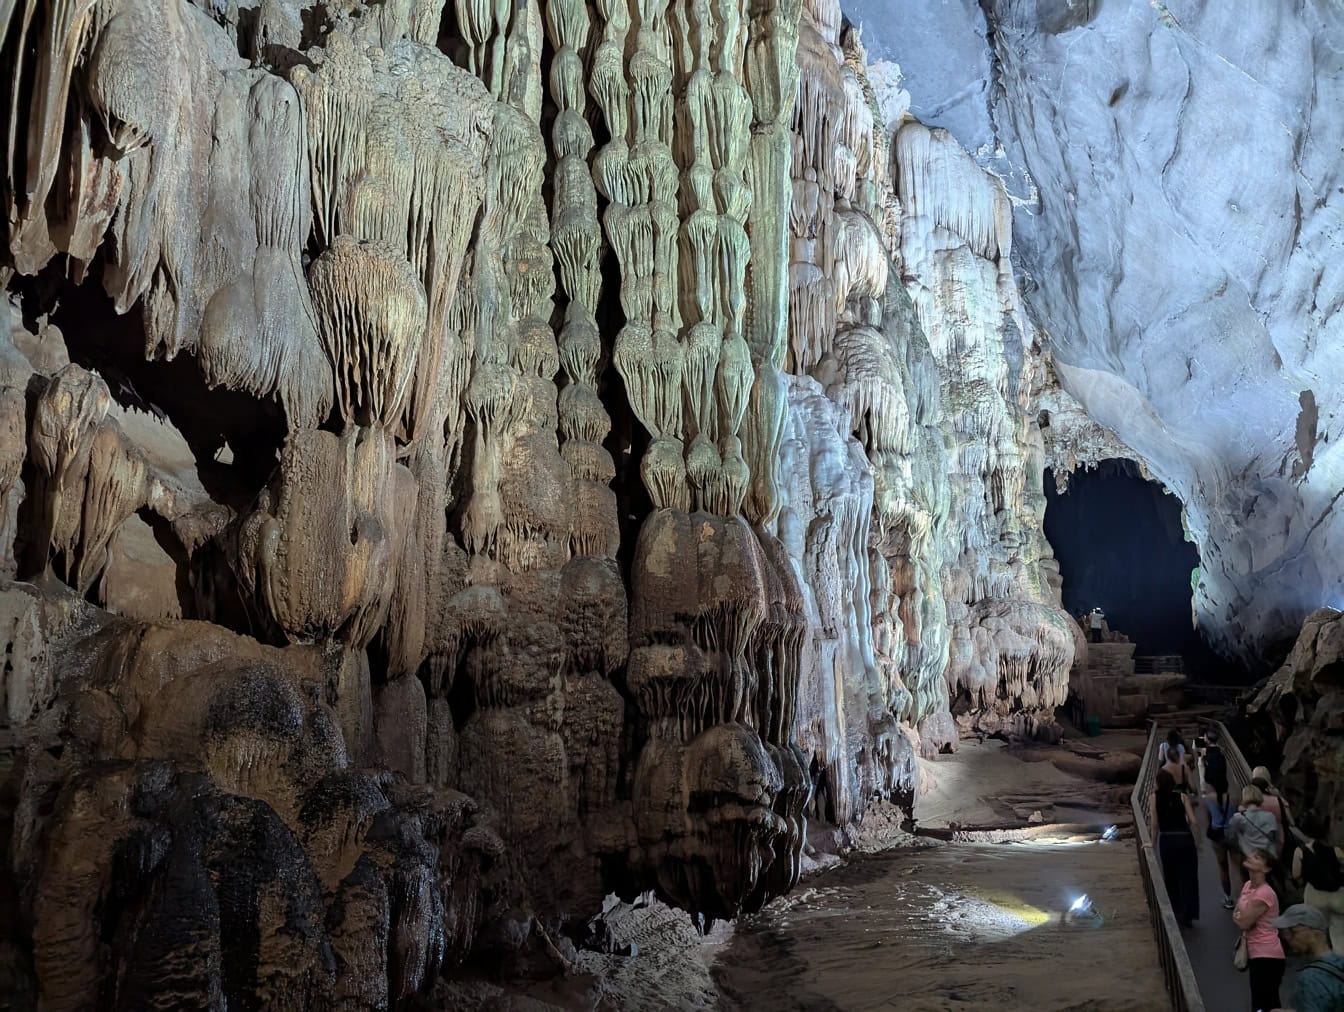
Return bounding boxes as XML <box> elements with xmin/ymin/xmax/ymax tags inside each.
<box><xmin>1232</xmin><ymin>849</ymin><xmax>1284</xmax><ymax>1011</ymax></box>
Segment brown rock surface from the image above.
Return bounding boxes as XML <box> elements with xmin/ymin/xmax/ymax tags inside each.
<box><xmin>1250</xmin><ymin>607</ymin><xmax>1344</xmax><ymax>845</ymax></box>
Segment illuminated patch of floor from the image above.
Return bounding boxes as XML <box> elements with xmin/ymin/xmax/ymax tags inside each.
<box><xmin>963</xmin><ymin>887</ymin><xmax>1055</xmax><ymax>926</ymax></box>
<box><xmin>928</xmin><ymin>885</ymin><xmax>1055</xmax><ymax>939</ymax></box>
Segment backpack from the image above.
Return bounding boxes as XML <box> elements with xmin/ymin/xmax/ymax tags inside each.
<box><xmin>1303</xmin><ymin>842</ymin><xmax>1344</xmax><ymax>893</ymax></box>
<box><xmin>1204</xmin><ymin>746</ymin><xmax>1228</xmax><ymax>793</ymax></box>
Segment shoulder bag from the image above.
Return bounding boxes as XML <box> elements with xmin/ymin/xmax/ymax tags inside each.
<box><xmin>1232</xmin><ymin>934</ymin><xmax>1248</xmax><ymax>972</ymax></box>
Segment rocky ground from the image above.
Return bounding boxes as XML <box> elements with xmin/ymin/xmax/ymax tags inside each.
<box><xmin>441</xmin><ymin>734</ymin><xmax>1163</xmax><ymax>1010</ymax></box>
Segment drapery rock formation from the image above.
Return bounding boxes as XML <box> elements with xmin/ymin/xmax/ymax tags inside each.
<box><xmin>850</xmin><ymin>0</ymin><xmax>1344</xmax><ymax>665</ymax></box>
<box><xmin>0</xmin><ymin>0</ymin><xmax>1071</xmax><ymax>1002</ymax></box>
<box><xmin>892</xmin><ymin>118</ymin><xmax>1070</xmax><ymax>743</ymax></box>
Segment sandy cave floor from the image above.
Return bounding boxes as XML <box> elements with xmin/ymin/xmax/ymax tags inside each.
<box><xmin>914</xmin><ymin>730</ymin><xmax>1147</xmax><ymax>830</ymax></box>
<box><xmin>711</xmin><ymin>834</ymin><xmax>1164</xmax><ymax>1011</ymax></box>
<box><xmin>444</xmin><ymin>736</ymin><xmax>1166</xmax><ymax>1011</ymax></box>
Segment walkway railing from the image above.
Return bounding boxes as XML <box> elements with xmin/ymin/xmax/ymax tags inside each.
<box><xmin>1184</xmin><ymin>684</ymin><xmax>1248</xmax><ymax>706</ymax></box>
<box><xmin>1131</xmin><ymin>721</ymin><xmax>1206</xmax><ymax>1011</ymax></box>
<box><xmin>1135</xmin><ymin>655</ymin><xmax>1185</xmax><ymax>674</ymax></box>
<box><xmin>1206</xmin><ymin>719</ymin><xmax>1252</xmax><ymax>799</ymax></box>
<box><xmin>1200</xmin><ymin>717</ymin><xmax>1302</xmax><ymax>852</ymax></box>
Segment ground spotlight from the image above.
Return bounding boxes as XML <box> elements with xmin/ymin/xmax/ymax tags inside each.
<box><xmin>1065</xmin><ymin>893</ymin><xmax>1104</xmax><ymax>929</ymax></box>
<box><xmin>1101</xmin><ymin>825</ymin><xmax>1119</xmax><ymax>841</ymax></box>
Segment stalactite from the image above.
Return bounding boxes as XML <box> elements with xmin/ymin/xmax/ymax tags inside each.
<box><xmin>893</xmin><ymin>114</ymin><xmax>1071</xmax><ymax>736</ymax></box>
<box><xmin>292</xmin><ymin>35</ymin><xmax>375</xmax><ymax>249</ymax></box>
<box><xmin>309</xmin><ymin>237</ymin><xmax>427</xmax><ymax>431</ymax></box>
<box><xmin>0</xmin><ymin>0</ymin><xmax>1080</xmax><ymax>991</ymax></box>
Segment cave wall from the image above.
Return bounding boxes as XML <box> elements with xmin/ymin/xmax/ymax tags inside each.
<box><xmin>847</xmin><ymin>0</ymin><xmax>1344</xmax><ymax>666</ymax></box>
<box><xmin>1249</xmin><ymin>607</ymin><xmax>1344</xmax><ymax>847</ymax></box>
<box><xmin>0</xmin><ymin>0</ymin><xmax>1070</xmax><ymax>1003</ymax></box>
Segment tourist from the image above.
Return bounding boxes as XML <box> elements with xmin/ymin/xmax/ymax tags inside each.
<box><xmin>1294</xmin><ymin>837</ymin><xmax>1344</xmax><ymax>956</ymax></box>
<box><xmin>1160</xmin><ymin>730</ymin><xmax>1193</xmax><ymax>792</ymax></box>
<box><xmin>1274</xmin><ymin>903</ymin><xmax>1344</xmax><ymax>1010</ymax></box>
<box><xmin>1149</xmin><ymin>768</ymin><xmax>1200</xmax><ymax>926</ymax></box>
<box><xmin>1251</xmin><ymin>766</ymin><xmax>1292</xmax><ymax>858</ymax></box>
<box><xmin>1088</xmin><ymin>606</ymin><xmax>1105</xmax><ymax>642</ymax></box>
<box><xmin>1203</xmin><ymin>778</ymin><xmax>1236</xmax><ymax>909</ymax></box>
<box><xmin>1159</xmin><ymin>727</ymin><xmax>1186</xmax><ymax>766</ymax></box>
<box><xmin>1229</xmin><ymin>785</ymin><xmax>1282</xmax><ymax>867</ymax></box>
<box><xmin>1201</xmin><ymin>726</ymin><xmax>1230</xmax><ymax>798</ymax></box>
<box><xmin>1233</xmin><ymin>849</ymin><xmax>1285</xmax><ymax>1012</ymax></box>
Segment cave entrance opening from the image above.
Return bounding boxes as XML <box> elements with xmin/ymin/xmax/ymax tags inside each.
<box><xmin>1044</xmin><ymin>459</ymin><xmax>1220</xmax><ymax>677</ymax></box>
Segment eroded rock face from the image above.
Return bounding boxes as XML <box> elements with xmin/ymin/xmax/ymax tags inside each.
<box><xmin>1249</xmin><ymin>608</ymin><xmax>1344</xmax><ymax>847</ymax></box>
<box><xmin>852</xmin><ymin>0</ymin><xmax>1344</xmax><ymax>664</ymax></box>
<box><xmin>1</xmin><ymin>0</ymin><xmax>1070</xmax><ymax>999</ymax></box>
<box><xmin>6</xmin><ymin>591</ymin><xmax>500</xmax><ymax>1009</ymax></box>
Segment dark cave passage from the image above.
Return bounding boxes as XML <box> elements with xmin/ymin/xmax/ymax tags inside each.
<box><xmin>1044</xmin><ymin>460</ymin><xmax>1220</xmax><ymax>672</ymax></box>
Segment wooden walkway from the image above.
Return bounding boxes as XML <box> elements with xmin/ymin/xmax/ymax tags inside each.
<box><xmin>1177</xmin><ymin>801</ymin><xmax>1300</xmax><ymax>1011</ymax></box>
<box><xmin>1137</xmin><ymin>717</ymin><xmax>1304</xmax><ymax>1011</ymax></box>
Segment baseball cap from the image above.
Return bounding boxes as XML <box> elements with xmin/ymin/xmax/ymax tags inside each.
<box><xmin>1271</xmin><ymin>904</ymin><xmax>1328</xmax><ymax>931</ymax></box>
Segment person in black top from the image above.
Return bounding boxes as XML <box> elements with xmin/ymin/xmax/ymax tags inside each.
<box><xmin>1159</xmin><ymin>729</ymin><xmax>1193</xmax><ymax>792</ymax></box>
<box><xmin>1199</xmin><ymin>727</ymin><xmax>1235</xmax><ymax>906</ymax></box>
<box><xmin>1149</xmin><ymin>768</ymin><xmax>1202</xmax><ymax>925</ymax></box>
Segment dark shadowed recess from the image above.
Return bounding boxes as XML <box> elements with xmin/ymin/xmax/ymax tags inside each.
<box><xmin>1044</xmin><ymin>459</ymin><xmax>1226</xmax><ymax>678</ymax></box>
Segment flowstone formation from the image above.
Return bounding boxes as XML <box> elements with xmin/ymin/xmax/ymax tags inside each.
<box><xmin>891</xmin><ymin>120</ymin><xmax>1072</xmax><ymax>742</ymax></box>
<box><xmin>0</xmin><ymin>0</ymin><xmax>1069</xmax><ymax>1002</ymax></box>
<box><xmin>1036</xmin><ymin>362</ymin><xmax>1153</xmax><ymax>494</ymax></box>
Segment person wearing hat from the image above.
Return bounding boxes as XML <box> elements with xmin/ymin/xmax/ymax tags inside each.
<box><xmin>1273</xmin><ymin>904</ymin><xmax>1344</xmax><ymax>1010</ymax></box>
<box><xmin>1087</xmin><ymin>607</ymin><xmax>1105</xmax><ymax>643</ymax></box>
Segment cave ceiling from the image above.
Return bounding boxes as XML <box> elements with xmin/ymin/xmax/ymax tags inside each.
<box><xmin>849</xmin><ymin>0</ymin><xmax>1344</xmax><ymax>663</ymax></box>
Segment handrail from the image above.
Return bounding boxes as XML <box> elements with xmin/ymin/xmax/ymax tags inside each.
<box><xmin>1207</xmin><ymin>718</ymin><xmax>1310</xmax><ymax>851</ymax></box>
<box><xmin>1135</xmin><ymin>655</ymin><xmax>1185</xmax><ymax>674</ymax></box>
<box><xmin>1183</xmin><ymin>684</ymin><xmax>1247</xmax><ymax>705</ymax></box>
<box><xmin>1201</xmin><ymin>718</ymin><xmax>1285</xmax><ymax>844</ymax></box>
<box><xmin>1131</xmin><ymin>721</ymin><xmax>1206</xmax><ymax>1011</ymax></box>
<box><xmin>1206</xmin><ymin>720</ymin><xmax>1252</xmax><ymax>797</ymax></box>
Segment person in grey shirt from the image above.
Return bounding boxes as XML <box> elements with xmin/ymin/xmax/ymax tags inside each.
<box><xmin>1274</xmin><ymin>904</ymin><xmax>1344</xmax><ymax>1011</ymax></box>
<box><xmin>1229</xmin><ymin>785</ymin><xmax>1282</xmax><ymax>856</ymax></box>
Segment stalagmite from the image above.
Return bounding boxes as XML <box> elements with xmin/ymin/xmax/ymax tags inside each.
<box><xmin>233</xmin><ymin>427</ymin><xmax>415</xmax><ymax>649</ymax></box>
